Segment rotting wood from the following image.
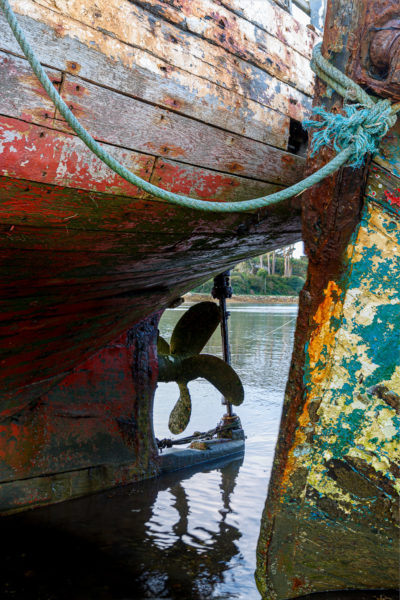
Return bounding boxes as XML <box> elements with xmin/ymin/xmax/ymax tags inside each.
<box><xmin>0</xmin><ymin>49</ymin><xmax>306</xmax><ymax>182</ymax></box>
<box><xmin>30</xmin><ymin>0</ymin><xmax>315</xmax><ymax>99</ymax></box>
<box><xmin>130</xmin><ymin>0</ymin><xmax>316</xmax><ymax>96</ymax></box>
<box><xmin>0</xmin><ymin>174</ymin><xmax>301</xmax><ymax>405</ymax></box>
<box><xmin>367</xmin><ymin>163</ymin><xmax>400</xmax><ymax>208</ymax></box>
<box><xmin>217</xmin><ymin>0</ymin><xmax>317</xmax><ymax>59</ymax></box>
<box><xmin>0</xmin><ymin>50</ymin><xmax>59</xmax><ymax>126</ymax></box>
<box><xmin>0</xmin><ymin>115</ymin><xmax>155</xmax><ymax>198</ymax></box>
<box><xmin>148</xmin><ymin>158</ymin><xmax>284</xmax><ymax>204</ymax></box>
<box><xmin>0</xmin><ymin>0</ymin><xmax>311</xmax><ymax>510</ymax></box>
<box><xmin>0</xmin><ymin>223</ymin><xmax>300</xmax><ymax>255</ymax></box>
<box><xmin>0</xmin><ymin>3</ymin><xmax>311</xmax><ymax>136</ymax></box>
<box><xmin>0</xmin><ymin>146</ymin><xmax>287</xmax><ymax>232</ymax></box>
<box><xmin>56</xmin><ymin>72</ymin><xmax>303</xmax><ymax>183</ymax></box>
<box><xmin>0</xmin><ymin>175</ymin><xmax>287</xmax><ymax>234</ymax></box>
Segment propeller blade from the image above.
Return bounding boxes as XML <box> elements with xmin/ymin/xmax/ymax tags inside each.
<box><xmin>170</xmin><ymin>302</ymin><xmax>220</xmax><ymax>357</ymax></box>
<box><xmin>168</xmin><ymin>383</ymin><xmax>192</xmax><ymax>434</ymax></box>
<box><xmin>157</xmin><ymin>334</ymin><xmax>170</xmax><ymax>355</ymax></box>
<box><xmin>180</xmin><ymin>355</ymin><xmax>244</xmax><ymax>406</ymax></box>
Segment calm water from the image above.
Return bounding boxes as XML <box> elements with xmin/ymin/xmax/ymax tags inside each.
<box><xmin>152</xmin><ymin>304</ymin><xmax>297</xmax><ymax>598</ymax></box>
<box><xmin>1</xmin><ymin>304</ymin><xmax>297</xmax><ymax>600</ymax></box>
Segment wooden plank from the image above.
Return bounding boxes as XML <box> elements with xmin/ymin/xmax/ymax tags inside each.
<box><xmin>130</xmin><ymin>0</ymin><xmax>315</xmax><ymax>95</ymax></box>
<box><xmin>0</xmin><ymin>116</ymin><xmax>155</xmax><ymax>198</ymax></box>
<box><xmin>218</xmin><ymin>0</ymin><xmax>318</xmax><ymax>59</ymax></box>
<box><xmin>57</xmin><ymin>72</ymin><xmax>304</xmax><ymax>183</ymax></box>
<box><xmin>15</xmin><ymin>0</ymin><xmax>314</xmax><ymax>119</ymax></box>
<box><xmin>0</xmin><ymin>222</ymin><xmax>299</xmax><ymax>258</ymax></box>
<box><xmin>32</xmin><ymin>0</ymin><xmax>314</xmax><ymax>96</ymax></box>
<box><xmin>148</xmin><ymin>158</ymin><xmax>283</xmax><ymax>203</ymax></box>
<box><xmin>0</xmin><ymin>50</ymin><xmax>59</xmax><ymax>126</ymax></box>
<box><xmin>366</xmin><ymin>163</ymin><xmax>400</xmax><ymax>216</ymax></box>
<box><xmin>0</xmin><ymin>148</ymin><xmax>288</xmax><ymax>233</ymax></box>
<box><xmin>374</xmin><ymin>120</ymin><xmax>400</xmax><ymax>179</ymax></box>
<box><xmin>0</xmin><ymin>3</ymin><xmax>299</xmax><ymax>143</ymax></box>
<box><xmin>0</xmin><ymin>52</ymin><xmax>302</xmax><ymax>184</ymax></box>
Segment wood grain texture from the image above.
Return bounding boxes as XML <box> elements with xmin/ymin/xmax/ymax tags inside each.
<box><xmin>0</xmin><ymin>50</ymin><xmax>304</xmax><ymax>183</ymax></box>
<box><xmin>0</xmin><ymin>171</ymin><xmax>300</xmax><ymax>236</ymax></box>
<box><xmin>130</xmin><ymin>0</ymin><xmax>315</xmax><ymax>95</ymax></box>
<box><xmin>0</xmin><ymin>165</ymin><xmax>301</xmax><ymax>404</ymax></box>
<box><xmin>12</xmin><ymin>0</ymin><xmax>314</xmax><ymax>122</ymax></box>
<box><xmin>56</xmin><ymin>72</ymin><xmax>304</xmax><ymax>183</ymax></box>
<box><xmin>0</xmin><ymin>116</ymin><xmax>155</xmax><ymax>198</ymax></box>
<box><xmin>218</xmin><ymin>0</ymin><xmax>318</xmax><ymax>59</ymax></box>
<box><xmin>0</xmin><ymin>168</ymin><xmax>282</xmax><ymax>233</ymax></box>
<box><xmin>366</xmin><ymin>163</ymin><xmax>400</xmax><ymax>215</ymax></box>
<box><xmin>0</xmin><ymin>4</ymin><xmax>295</xmax><ymax>145</ymax></box>
<box><xmin>0</xmin><ymin>51</ymin><xmax>59</xmax><ymax>126</ymax></box>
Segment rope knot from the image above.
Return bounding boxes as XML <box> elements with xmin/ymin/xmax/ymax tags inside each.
<box><xmin>303</xmin><ymin>99</ymin><xmax>397</xmax><ymax>168</ymax></box>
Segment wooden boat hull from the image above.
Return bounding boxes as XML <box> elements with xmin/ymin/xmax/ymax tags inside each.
<box><xmin>0</xmin><ymin>0</ymin><xmax>314</xmax><ymax>510</ymax></box>
<box><xmin>0</xmin><ymin>0</ymin><xmax>316</xmax><ymax>404</ymax></box>
<box><xmin>256</xmin><ymin>1</ymin><xmax>400</xmax><ymax>597</ymax></box>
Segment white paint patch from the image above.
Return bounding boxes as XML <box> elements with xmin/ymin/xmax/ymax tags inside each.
<box><xmin>0</xmin><ymin>127</ymin><xmax>23</xmax><ymax>155</ymax></box>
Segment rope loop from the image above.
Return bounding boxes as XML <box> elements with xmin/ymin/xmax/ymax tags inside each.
<box><xmin>304</xmin><ymin>99</ymin><xmax>396</xmax><ymax>168</ymax></box>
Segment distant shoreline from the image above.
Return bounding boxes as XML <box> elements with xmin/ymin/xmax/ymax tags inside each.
<box><xmin>183</xmin><ymin>293</ymin><xmax>298</xmax><ymax>305</ymax></box>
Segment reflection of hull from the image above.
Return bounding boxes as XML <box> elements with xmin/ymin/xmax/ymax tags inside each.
<box><xmin>1</xmin><ymin>455</ymin><xmax>244</xmax><ymax>599</ymax></box>
<box><xmin>0</xmin><ymin>1</ymin><xmax>315</xmax><ymax>510</ymax></box>
<box><xmin>256</xmin><ymin>1</ymin><xmax>400</xmax><ymax>598</ymax></box>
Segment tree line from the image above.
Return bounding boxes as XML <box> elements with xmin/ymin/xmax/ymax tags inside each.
<box><xmin>193</xmin><ymin>245</ymin><xmax>308</xmax><ymax>296</ymax></box>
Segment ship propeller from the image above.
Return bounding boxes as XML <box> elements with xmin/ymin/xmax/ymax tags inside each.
<box><xmin>157</xmin><ymin>302</ymin><xmax>244</xmax><ymax>434</ymax></box>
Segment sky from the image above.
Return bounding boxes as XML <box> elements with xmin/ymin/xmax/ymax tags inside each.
<box><xmin>293</xmin><ymin>241</ymin><xmax>305</xmax><ymax>258</ymax></box>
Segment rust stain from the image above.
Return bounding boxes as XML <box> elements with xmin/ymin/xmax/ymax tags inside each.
<box><xmin>280</xmin><ymin>281</ymin><xmax>343</xmax><ymax>491</ymax></box>
<box><xmin>65</xmin><ymin>61</ymin><xmax>82</xmax><ymax>75</ymax></box>
<box><xmin>225</xmin><ymin>162</ymin><xmax>244</xmax><ymax>173</ymax></box>
<box><xmin>307</xmin><ymin>280</ymin><xmax>343</xmax><ymax>383</ymax></box>
<box><xmin>145</xmin><ymin>141</ymin><xmax>186</xmax><ymax>158</ymax></box>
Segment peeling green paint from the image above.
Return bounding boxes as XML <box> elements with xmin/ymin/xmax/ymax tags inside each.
<box><xmin>257</xmin><ymin>196</ymin><xmax>400</xmax><ymax>599</ymax></box>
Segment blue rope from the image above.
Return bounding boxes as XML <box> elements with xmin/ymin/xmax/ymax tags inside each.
<box><xmin>304</xmin><ymin>100</ymin><xmax>396</xmax><ymax>168</ymax></box>
<box><xmin>0</xmin><ymin>0</ymin><xmax>398</xmax><ymax>213</ymax></box>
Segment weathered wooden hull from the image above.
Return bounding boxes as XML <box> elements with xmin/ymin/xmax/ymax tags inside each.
<box><xmin>0</xmin><ymin>1</ymin><xmax>315</xmax><ymax>510</ymax></box>
<box><xmin>256</xmin><ymin>1</ymin><xmax>400</xmax><ymax>597</ymax></box>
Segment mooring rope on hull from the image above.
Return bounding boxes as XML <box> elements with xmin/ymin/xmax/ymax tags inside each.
<box><xmin>1</xmin><ymin>0</ymin><xmax>400</xmax><ymax>213</ymax></box>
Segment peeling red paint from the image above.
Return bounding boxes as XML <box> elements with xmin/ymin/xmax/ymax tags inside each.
<box><xmin>0</xmin><ymin>316</ymin><xmax>161</xmax><ymax>510</ymax></box>
<box><xmin>0</xmin><ymin>116</ymin><xmax>153</xmax><ymax>197</ymax></box>
<box><xmin>384</xmin><ymin>188</ymin><xmax>400</xmax><ymax>207</ymax></box>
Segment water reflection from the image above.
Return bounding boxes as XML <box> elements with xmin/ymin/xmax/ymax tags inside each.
<box><xmin>1</xmin><ymin>304</ymin><xmax>394</xmax><ymax>599</ymax></box>
<box><xmin>0</xmin><ymin>304</ymin><xmax>297</xmax><ymax>600</ymax></box>
<box><xmin>0</xmin><ymin>457</ymin><xmax>243</xmax><ymax>600</ymax></box>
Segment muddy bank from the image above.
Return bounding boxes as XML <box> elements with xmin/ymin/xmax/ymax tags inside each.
<box><xmin>183</xmin><ymin>293</ymin><xmax>298</xmax><ymax>305</ymax></box>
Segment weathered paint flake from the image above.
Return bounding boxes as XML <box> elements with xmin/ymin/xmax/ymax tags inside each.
<box><xmin>258</xmin><ymin>199</ymin><xmax>400</xmax><ymax>599</ymax></box>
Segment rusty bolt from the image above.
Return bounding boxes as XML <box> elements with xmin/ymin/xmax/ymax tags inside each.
<box><xmin>369</xmin><ymin>19</ymin><xmax>400</xmax><ymax>80</ymax></box>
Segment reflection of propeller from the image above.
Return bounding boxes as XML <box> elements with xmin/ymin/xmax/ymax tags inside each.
<box><xmin>157</xmin><ymin>302</ymin><xmax>244</xmax><ymax>434</ymax></box>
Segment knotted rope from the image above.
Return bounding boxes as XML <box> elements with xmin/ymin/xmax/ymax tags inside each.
<box><xmin>1</xmin><ymin>0</ymin><xmax>399</xmax><ymax>213</ymax></box>
<box><xmin>304</xmin><ymin>100</ymin><xmax>397</xmax><ymax>168</ymax></box>
<box><xmin>306</xmin><ymin>43</ymin><xmax>398</xmax><ymax>168</ymax></box>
